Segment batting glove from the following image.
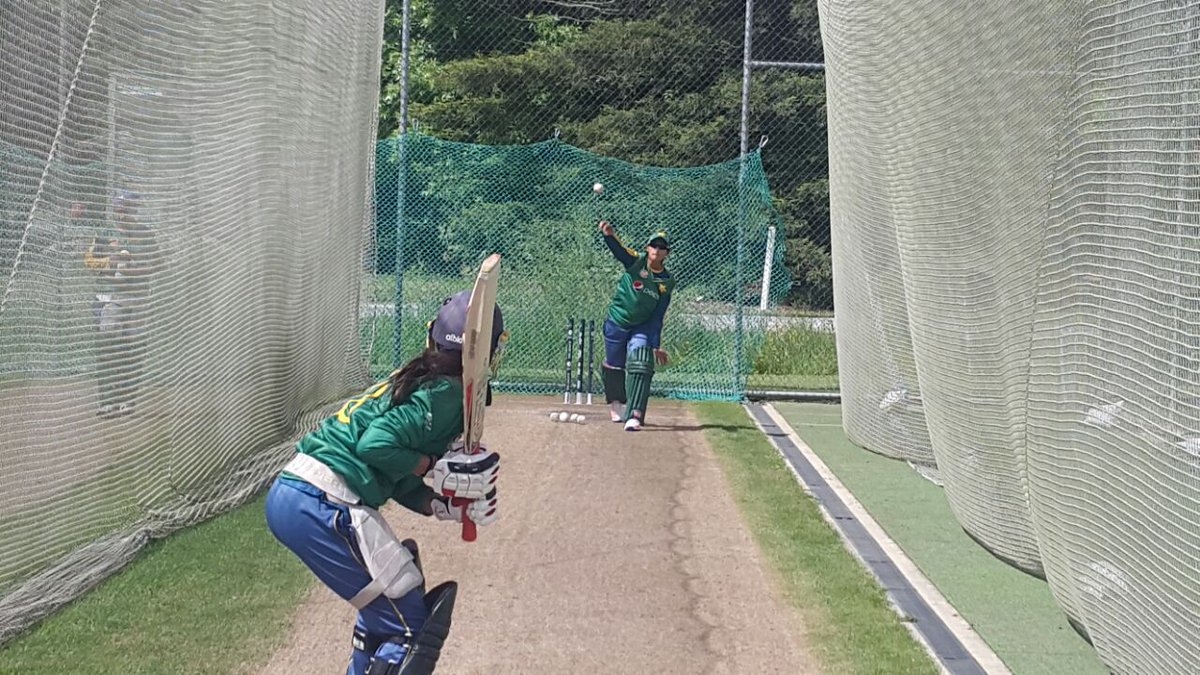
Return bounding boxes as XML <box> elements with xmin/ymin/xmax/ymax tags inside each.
<box><xmin>431</xmin><ymin>442</ymin><xmax>499</xmax><ymax>501</ymax></box>
<box><xmin>431</xmin><ymin>491</ymin><xmax>498</xmax><ymax>527</ymax></box>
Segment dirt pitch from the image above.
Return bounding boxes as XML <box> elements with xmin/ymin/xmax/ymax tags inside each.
<box><xmin>259</xmin><ymin>396</ymin><xmax>814</xmax><ymax>675</ymax></box>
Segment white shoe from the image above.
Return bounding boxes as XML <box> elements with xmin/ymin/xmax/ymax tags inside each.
<box><xmin>610</xmin><ymin>402</ymin><xmax>625</xmax><ymax>423</ymax></box>
<box><xmin>624</xmin><ymin>418</ymin><xmax>642</xmax><ymax>432</ymax></box>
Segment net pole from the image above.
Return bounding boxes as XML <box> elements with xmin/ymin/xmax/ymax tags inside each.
<box><xmin>391</xmin><ymin>134</ymin><xmax>407</xmax><ymax>369</ymax></box>
<box><xmin>391</xmin><ymin>0</ymin><xmax>412</xmax><ymax>369</ymax></box>
<box><xmin>739</xmin><ymin>0</ymin><xmax>752</xmax><ymax>159</ymax></box>
<box><xmin>735</xmin><ymin>0</ymin><xmax>754</xmax><ymax>394</ymax></box>
<box><xmin>399</xmin><ymin>0</ymin><xmax>411</xmax><ymax>134</ymax></box>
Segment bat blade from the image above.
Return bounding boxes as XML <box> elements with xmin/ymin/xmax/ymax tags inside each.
<box><xmin>458</xmin><ymin>253</ymin><xmax>501</xmax><ymax>542</ymax></box>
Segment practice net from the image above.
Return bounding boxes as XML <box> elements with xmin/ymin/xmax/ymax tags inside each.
<box><xmin>370</xmin><ymin>133</ymin><xmax>789</xmax><ymax>402</ymax></box>
<box><xmin>0</xmin><ymin>0</ymin><xmax>381</xmax><ymax>641</ymax></box>
<box><xmin>822</xmin><ymin>0</ymin><xmax>1200</xmax><ymax>671</ymax></box>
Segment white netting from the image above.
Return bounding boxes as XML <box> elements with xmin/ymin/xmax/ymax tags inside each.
<box><xmin>823</xmin><ymin>0</ymin><xmax>935</xmax><ymax>470</ymax></box>
<box><xmin>823</xmin><ymin>0</ymin><xmax>1200</xmax><ymax>671</ymax></box>
<box><xmin>0</xmin><ymin>1</ymin><xmax>382</xmax><ymax>641</ymax></box>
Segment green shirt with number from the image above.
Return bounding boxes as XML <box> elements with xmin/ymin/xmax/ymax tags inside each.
<box><xmin>293</xmin><ymin>377</ymin><xmax>464</xmax><ymax>509</ymax></box>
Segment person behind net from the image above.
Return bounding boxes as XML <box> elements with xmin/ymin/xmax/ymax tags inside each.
<box><xmin>265</xmin><ymin>291</ymin><xmax>505</xmax><ymax>675</ymax></box>
<box><xmin>597</xmin><ymin>220</ymin><xmax>675</xmax><ymax>431</ymax></box>
<box><xmin>83</xmin><ymin>190</ymin><xmax>161</xmax><ymax>418</ymax></box>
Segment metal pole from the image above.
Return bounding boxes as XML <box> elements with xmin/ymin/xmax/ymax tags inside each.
<box><xmin>759</xmin><ymin>224</ymin><xmax>776</xmax><ymax>311</ymax></box>
<box><xmin>740</xmin><ymin>0</ymin><xmax>753</xmax><ymax>160</ymax></box>
<box><xmin>391</xmin><ymin>0</ymin><xmax>412</xmax><ymax>369</ymax></box>
<box><xmin>399</xmin><ymin>0</ymin><xmax>411</xmax><ymax>135</ymax></box>
<box><xmin>749</xmin><ymin>60</ymin><xmax>825</xmax><ymax>71</ymax></box>
<box><xmin>391</xmin><ymin>136</ymin><xmax>407</xmax><ymax>369</ymax></box>
<box><xmin>734</xmin><ymin>0</ymin><xmax>754</xmax><ymax>394</ymax></box>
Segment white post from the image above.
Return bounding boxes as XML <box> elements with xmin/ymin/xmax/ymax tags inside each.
<box><xmin>759</xmin><ymin>224</ymin><xmax>776</xmax><ymax>311</ymax></box>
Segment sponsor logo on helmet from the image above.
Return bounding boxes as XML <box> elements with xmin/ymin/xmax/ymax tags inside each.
<box><xmin>443</xmin><ymin>332</ymin><xmax>464</xmax><ymax>344</ymax></box>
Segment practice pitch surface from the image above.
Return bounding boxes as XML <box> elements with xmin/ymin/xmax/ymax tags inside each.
<box><xmin>259</xmin><ymin>396</ymin><xmax>814</xmax><ymax>675</ymax></box>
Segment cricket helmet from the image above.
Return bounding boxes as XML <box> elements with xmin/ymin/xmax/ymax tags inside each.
<box><xmin>427</xmin><ymin>290</ymin><xmax>506</xmax><ymax>356</ymax></box>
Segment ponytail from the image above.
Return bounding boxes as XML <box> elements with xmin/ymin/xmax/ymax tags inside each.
<box><xmin>389</xmin><ymin>347</ymin><xmax>463</xmax><ymax>405</ymax></box>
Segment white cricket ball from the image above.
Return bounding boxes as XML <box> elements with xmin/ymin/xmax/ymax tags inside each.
<box><xmin>576</xmin><ymin>414</ymin><xmax>586</xmax><ymax>424</ymax></box>
<box><xmin>558</xmin><ymin>411</ymin><xmax>570</xmax><ymax>423</ymax></box>
<box><xmin>593</xmin><ymin>182</ymin><xmax>604</xmax><ymax>195</ymax></box>
<box><xmin>550</xmin><ymin>411</ymin><xmax>559</xmax><ymax>421</ymax></box>
<box><xmin>569</xmin><ymin>413</ymin><xmax>581</xmax><ymax>423</ymax></box>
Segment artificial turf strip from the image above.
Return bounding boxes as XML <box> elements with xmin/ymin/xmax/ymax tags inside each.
<box><xmin>775</xmin><ymin>402</ymin><xmax>1107</xmax><ymax>675</ymax></box>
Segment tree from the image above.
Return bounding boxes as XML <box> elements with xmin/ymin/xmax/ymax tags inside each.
<box><xmin>380</xmin><ymin>0</ymin><xmax>833</xmax><ymax>309</ymax></box>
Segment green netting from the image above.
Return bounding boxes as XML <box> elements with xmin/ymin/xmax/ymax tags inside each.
<box><xmin>369</xmin><ymin>132</ymin><xmax>789</xmax><ymax>401</ymax></box>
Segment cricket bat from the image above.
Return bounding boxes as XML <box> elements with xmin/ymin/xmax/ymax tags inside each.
<box><xmin>457</xmin><ymin>253</ymin><xmax>502</xmax><ymax>542</ymax></box>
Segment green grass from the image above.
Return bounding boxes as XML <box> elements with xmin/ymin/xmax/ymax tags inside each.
<box><xmin>746</xmin><ymin>372</ymin><xmax>839</xmax><ymax>392</ymax></box>
<box><xmin>0</xmin><ymin>494</ymin><xmax>313</xmax><ymax>675</ymax></box>
<box><xmin>751</xmin><ymin>325</ymin><xmax>838</xmax><ymax>382</ymax></box>
<box><xmin>775</xmin><ymin>403</ymin><xmax>1108</xmax><ymax>675</ymax></box>
<box><xmin>365</xmin><ymin>272</ymin><xmax>463</xmax><ymax>305</ymax></box>
<box><xmin>360</xmin><ymin>273</ymin><xmax>840</xmax><ymax>391</ymax></box>
<box><xmin>693</xmin><ymin>402</ymin><xmax>936</xmax><ymax>674</ymax></box>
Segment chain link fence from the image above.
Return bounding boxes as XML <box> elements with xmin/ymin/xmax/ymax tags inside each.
<box><xmin>369</xmin><ymin>132</ymin><xmax>786</xmax><ymax>400</ymax></box>
<box><xmin>375</xmin><ymin>0</ymin><xmax>835</xmax><ymax>395</ymax></box>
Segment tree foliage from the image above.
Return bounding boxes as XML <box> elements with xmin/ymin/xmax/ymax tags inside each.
<box><xmin>378</xmin><ymin>0</ymin><xmax>832</xmax><ymax>309</ymax></box>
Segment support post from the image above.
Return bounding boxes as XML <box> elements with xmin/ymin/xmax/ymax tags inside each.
<box><xmin>734</xmin><ymin>0</ymin><xmax>754</xmax><ymax>392</ymax></box>
<box><xmin>391</xmin><ymin>0</ymin><xmax>412</xmax><ymax>369</ymax></box>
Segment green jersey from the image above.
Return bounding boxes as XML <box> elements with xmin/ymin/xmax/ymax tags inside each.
<box><xmin>603</xmin><ymin>234</ymin><xmax>675</xmax><ymax>348</ymax></box>
<box><xmin>293</xmin><ymin>377</ymin><xmax>464</xmax><ymax>509</ymax></box>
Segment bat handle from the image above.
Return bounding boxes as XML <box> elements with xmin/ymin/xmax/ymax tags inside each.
<box><xmin>453</xmin><ymin>497</ymin><xmax>477</xmax><ymax>542</ymax></box>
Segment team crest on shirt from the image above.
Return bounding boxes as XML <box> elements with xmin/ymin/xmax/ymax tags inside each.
<box><xmin>659</xmin><ymin>283</ymin><xmax>667</xmax><ymax>294</ymax></box>
<box><xmin>632</xmin><ymin>280</ymin><xmax>644</xmax><ymax>291</ymax></box>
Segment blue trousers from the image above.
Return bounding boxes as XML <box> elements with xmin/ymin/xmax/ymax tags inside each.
<box><xmin>602</xmin><ymin>318</ymin><xmax>651</xmax><ymax>369</ymax></box>
<box><xmin>265</xmin><ymin>476</ymin><xmax>428</xmax><ymax>675</ymax></box>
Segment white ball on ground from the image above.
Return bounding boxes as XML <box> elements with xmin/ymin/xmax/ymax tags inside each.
<box><xmin>576</xmin><ymin>414</ymin><xmax>586</xmax><ymax>424</ymax></box>
<box><xmin>593</xmin><ymin>182</ymin><xmax>604</xmax><ymax>195</ymax></box>
<box><xmin>558</xmin><ymin>411</ymin><xmax>570</xmax><ymax>423</ymax></box>
<box><xmin>550</xmin><ymin>411</ymin><xmax>559</xmax><ymax>421</ymax></box>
